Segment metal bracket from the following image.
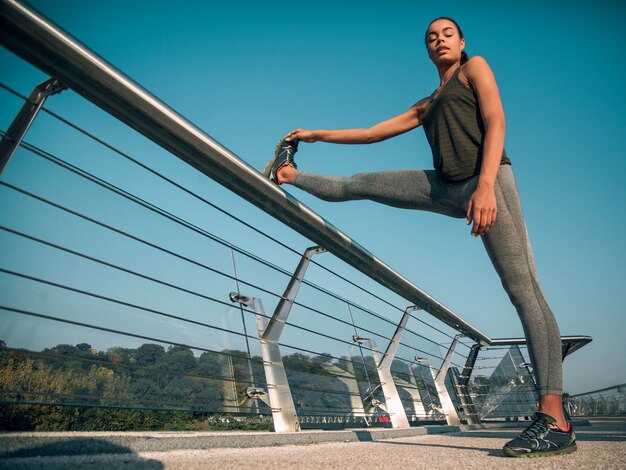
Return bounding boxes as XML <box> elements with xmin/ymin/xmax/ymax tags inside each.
<box><xmin>246</xmin><ymin>386</ymin><xmax>271</xmax><ymax>407</ymax></box>
<box><xmin>228</xmin><ymin>246</ymin><xmax>325</xmax><ymax>432</ymax></box>
<box><xmin>361</xmin><ymin>383</ymin><xmax>384</xmax><ymax>413</ymax></box>
<box><xmin>0</xmin><ymin>77</ymin><xmax>67</xmax><ymax>176</ymax></box>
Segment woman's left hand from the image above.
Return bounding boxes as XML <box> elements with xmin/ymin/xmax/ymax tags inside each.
<box><xmin>467</xmin><ymin>183</ymin><xmax>497</xmax><ymax>236</ymax></box>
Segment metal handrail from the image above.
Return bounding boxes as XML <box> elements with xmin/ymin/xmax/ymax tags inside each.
<box><xmin>569</xmin><ymin>383</ymin><xmax>626</xmax><ymax>398</ymax></box>
<box><xmin>0</xmin><ymin>0</ymin><xmax>490</xmax><ymax>344</ymax></box>
<box><xmin>488</xmin><ymin>336</ymin><xmax>593</xmax><ymax>359</ymax></box>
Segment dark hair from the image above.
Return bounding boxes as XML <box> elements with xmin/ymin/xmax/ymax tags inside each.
<box><xmin>425</xmin><ymin>16</ymin><xmax>469</xmax><ymax>64</ymax></box>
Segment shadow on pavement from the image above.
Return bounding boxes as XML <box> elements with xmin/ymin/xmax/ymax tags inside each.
<box><xmin>0</xmin><ymin>438</ymin><xmax>163</xmax><ymax>469</ymax></box>
<box><xmin>369</xmin><ymin>438</ymin><xmax>504</xmax><ymax>457</ymax></box>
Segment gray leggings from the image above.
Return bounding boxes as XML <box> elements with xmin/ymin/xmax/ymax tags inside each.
<box><xmin>294</xmin><ymin>164</ymin><xmax>562</xmax><ymax>395</ymax></box>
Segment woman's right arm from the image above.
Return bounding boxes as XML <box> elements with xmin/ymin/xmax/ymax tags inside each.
<box><xmin>288</xmin><ymin>98</ymin><xmax>428</xmax><ymax>145</ymax></box>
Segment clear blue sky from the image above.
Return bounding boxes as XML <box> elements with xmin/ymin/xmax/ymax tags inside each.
<box><xmin>0</xmin><ymin>0</ymin><xmax>625</xmax><ymax>395</ymax></box>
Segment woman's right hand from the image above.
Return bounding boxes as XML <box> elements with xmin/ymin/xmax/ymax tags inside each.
<box><xmin>287</xmin><ymin>128</ymin><xmax>318</xmax><ymax>143</ymax></box>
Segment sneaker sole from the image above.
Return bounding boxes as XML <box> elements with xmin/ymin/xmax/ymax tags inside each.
<box><xmin>262</xmin><ymin>139</ymin><xmax>285</xmax><ymax>178</ymax></box>
<box><xmin>262</xmin><ymin>138</ymin><xmax>297</xmax><ymax>182</ymax></box>
<box><xmin>262</xmin><ymin>156</ymin><xmax>277</xmax><ymax>178</ymax></box>
<box><xmin>503</xmin><ymin>442</ymin><xmax>577</xmax><ymax>458</ymax></box>
<box><xmin>263</xmin><ymin>157</ymin><xmax>291</xmax><ymax>183</ymax></box>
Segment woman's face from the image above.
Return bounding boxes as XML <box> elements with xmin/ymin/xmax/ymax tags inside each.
<box><xmin>426</xmin><ymin>19</ymin><xmax>465</xmax><ymax>66</ymax></box>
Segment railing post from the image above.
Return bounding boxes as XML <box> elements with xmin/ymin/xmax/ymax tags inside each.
<box><xmin>410</xmin><ymin>362</ymin><xmax>440</xmax><ymax>419</ymax></box>
<box><xmin>353</xmin><ymin>305</ymin><xmax>418</xmax><ymax>429</ymax></box>
<box><xmin>416</xmin><ymin>334</ymin><xmax>463</xmax><ymax>426</ymax></box>
<box><xmin>261</xmin><ymin>246</ymin><xmax>326</xmax><ymax>342</ymax></box>
<box><xmin>456</xmin><ymin>343</ymin><xmax>482</xmax><ymax>424</ymax></box>
<box><xmin>0</xmin><ymin>77</ymin><xmax>66</xmax><ymax>175</ymax></box>
<box><xmin>229</xmin><ymin>246</ymin><xmax>325</xmax><ymax>432</ymax></box>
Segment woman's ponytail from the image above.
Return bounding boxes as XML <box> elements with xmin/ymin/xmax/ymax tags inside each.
<box><xmin>461</xmin><ymin>51</ymin><xmax>470</xmax><ymax>64</ymax></box>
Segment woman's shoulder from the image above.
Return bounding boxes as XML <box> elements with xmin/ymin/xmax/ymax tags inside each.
<box><xmin>461</xmin><ymin>56</ymin><xmax>494</xmax><ymax>76</ymax></box>
<box><xmin>459</xmin><ymin>56</ymin><xmax>495</xmax><ymax>87</ymax></box>
<box><xmin>465</xmin><ymin>55</ymin><xmax>489</xmax><ymax>65</ymax></box>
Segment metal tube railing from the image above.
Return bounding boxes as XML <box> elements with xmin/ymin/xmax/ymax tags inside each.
<box><xmin>0</xmin><ymin>0</ymin><xmax>489</xmax><ymax>344</ymax></box>
<box><xmin>488</xmin><ymin>336</ymin><xmax>593</xmax><ymax>360</ymax></box>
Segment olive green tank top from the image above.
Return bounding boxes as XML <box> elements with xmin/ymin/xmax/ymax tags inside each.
<box><xmin>422</xmin><ymin>67</ymin><xmax>510</xmax><ymax>182</ymax></box>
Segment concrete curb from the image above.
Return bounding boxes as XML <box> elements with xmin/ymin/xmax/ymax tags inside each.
<box><xmin>0</xmin><ymin>423</ymin><xmax>534</xmax><ymax>457</ymax></box>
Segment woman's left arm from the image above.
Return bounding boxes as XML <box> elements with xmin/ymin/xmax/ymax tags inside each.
<box><xmin>464</xmin><ymin>56</ymin><xmax>506</xmax><ymax>236</ymax></box>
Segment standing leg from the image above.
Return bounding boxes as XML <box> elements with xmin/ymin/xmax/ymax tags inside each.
<box><xmin>480</xmin><ymin>165</ymin><xmax>566</xmax><ymax>428</ymax></box>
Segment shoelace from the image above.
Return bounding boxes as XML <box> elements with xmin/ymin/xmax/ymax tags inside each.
<box><xmin>519</xmin><ymin>416</ymin><xmax>549</xmax><ymax>439</ymax></box>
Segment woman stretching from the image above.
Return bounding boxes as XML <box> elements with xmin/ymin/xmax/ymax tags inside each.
<box><xmin>264</xmin><ymin>17</ymin><xmax>575</xmax><ymax>458</ymax></box>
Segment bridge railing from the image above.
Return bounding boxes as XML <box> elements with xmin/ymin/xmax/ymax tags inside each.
<box><xmin>566</xmin><ymin>384</ymin><xmax>626</xmax><ymax>417</ymax></box>
<box><xmin>0</xmin><ymin>0</ymin><xmax>591</xmax><ymax>432</ymax></box>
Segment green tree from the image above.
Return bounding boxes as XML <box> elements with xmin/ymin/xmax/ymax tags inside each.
<box><xmin>162</xmin><ymin>346</ymin><xmax>196</xmax><ymax>372</ymax></box>
<box><xmin>136</xmin><ymin>344</ymin><xmax>165</xmax><ymax>367</ymax></box>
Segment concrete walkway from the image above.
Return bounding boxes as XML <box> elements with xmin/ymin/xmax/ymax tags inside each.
<box><xmin>1</xmin><ymin>421</ymin><xmax>624</xmax><ymax>469</ymax></box>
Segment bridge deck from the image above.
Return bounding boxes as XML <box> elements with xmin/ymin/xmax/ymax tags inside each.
<box><xmin>1</xmin><ymin>420</ymin><xmax>624</xmax><ymax>469</ymax></box>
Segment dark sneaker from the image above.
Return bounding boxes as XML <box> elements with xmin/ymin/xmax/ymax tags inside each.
<box><xmin>503</xmin><ymin>411</ymin><xmax>577</xmax><ymax>458</ymax></box>
<box><xmin>263</xmin><ymin>136</ymin><xmax>299</xmax><ymax>184</ymax></box>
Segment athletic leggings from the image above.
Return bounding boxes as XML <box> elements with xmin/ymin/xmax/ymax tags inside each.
<box><xmin>294</xmin><ymin>164</ymin><xmax>562</xmax><ymax>395</ymax></box>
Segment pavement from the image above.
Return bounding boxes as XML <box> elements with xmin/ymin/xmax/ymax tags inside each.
<box><xmin>0</xmin><ymin>420</ymin><xmax>624</xmax><ymax>469</ymax></box>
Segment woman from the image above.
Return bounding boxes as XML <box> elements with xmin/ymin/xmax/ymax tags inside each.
<box><xmin>263</xmin><ymin>17</ymin><xmax>575</xmax><ymax>458</ymax></box>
